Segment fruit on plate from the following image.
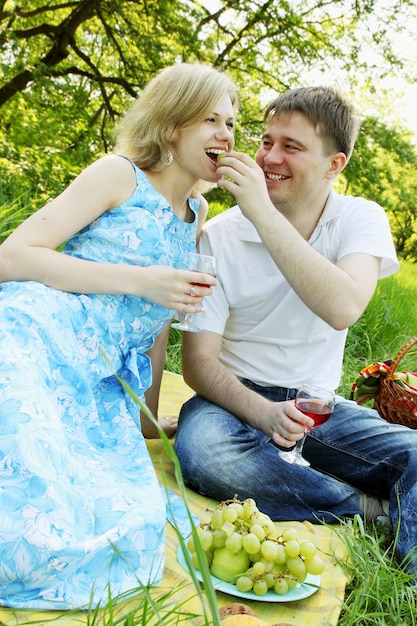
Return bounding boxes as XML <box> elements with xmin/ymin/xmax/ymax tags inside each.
<box><xmin>210</xmin><ymin>546</ymin><xmax>251</xmax><ymax>583</ymax></box>
<box><xmin>187</xmin><ymin>497</ymin><xmax>324</xmax><ymax>597</ymax></box>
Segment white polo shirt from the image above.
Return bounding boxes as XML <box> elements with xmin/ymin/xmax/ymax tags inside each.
<box><xmin>196</xmin><ymin>189</ymin><xmax>399</xmax><ymax>391</ymax></box>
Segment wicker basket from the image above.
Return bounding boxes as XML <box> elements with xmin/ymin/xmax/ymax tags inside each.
<box><xmin>374</xmin><ymin>336</ymin><xmax>417</xmax><ymax>429</ymax></box>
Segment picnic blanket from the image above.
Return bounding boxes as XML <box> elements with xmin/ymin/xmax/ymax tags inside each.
<box><xmin>0</xmin><ymin>371</ymin><xmax>348</xmax><ymax>625</ymax></box>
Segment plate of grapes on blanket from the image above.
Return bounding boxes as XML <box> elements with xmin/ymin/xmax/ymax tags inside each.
<box><xmin>176</xmin><ymin>497</ymin><xmax>322</xmax><ymax>602</ymax></box>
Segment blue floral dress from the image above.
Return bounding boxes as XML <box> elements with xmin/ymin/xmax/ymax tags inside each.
<box><xmin>0</xmin><ymin>159</ymin><xmax>199</xmax><ymax>610</ymax></box>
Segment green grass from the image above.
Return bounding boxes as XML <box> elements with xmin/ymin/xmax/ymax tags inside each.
<box><xmin>339</xmin><ymin>262</ymin><xmax>417</xmax><ymax>398</ymax></box>
<box><xmin>2</xmin><ymin>193</ymin><xmax>417</xmax><ymax>624</ymax></box>
<box><xmin>332</xmin><ymin>517</ymin><xmax>417</xmax><ymax>625</ymax></box>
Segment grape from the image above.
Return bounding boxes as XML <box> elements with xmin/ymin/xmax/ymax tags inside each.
<box><xmin>272</xmin><ymin>562</ymin><xmax>286</xmax><ymax>574</ymax></box>
<box><xmin>260</xmin><ymin>559</ymin><xmax>274</xmax><ymax>573</ymax></box>
<box><xmin>261</xmin><ymin>539</ymin><xmax>279</xmax><ymax>561</ymax></box>
<box><xmin>251</xmin><ymin>523</ymin><xmax>266</xmax><ymax>542</ymax></box>
<box><xmin>267</xmin><ymin>526</ymin><xmax>279</xmax><ymax>540</ymax></box>
<box><xmin>253</xmin><ymin>578</ymin><xmax>268</xmax><ymax>596</ymax></box>
<box><xmin>252</xmin><ymin>561</ymin><xmax>266</xmax><ymax>576</ymax></box>
<box><xmin>285</xmin><ymin>539</ymin><xmax>301</xmax><ymax>558</ymax></box>
<box><xmin>256</xmin><ymin>513</ymin><xmax>276</xmax><ymax>535</ymax></box>
<box><xmin>192</xmin><ymin>498</ymin><xmax>323</xmax><ymax>598</ymax></box>
<box><xmin>287</xmin><ymin>577</ymin><xmax>298</xmax><ymax>589</ymax></box>
<box><xmin>274</xmin><ymin>544</ymin><xmax>287</xmax><ymax>565</ymax></box>
<box><xmin>282</xmin><ymin>528</ymin><xmax>298</xmax><ymax>541</ymax></box>
<box><xmin>199</xmin><ymin>530</ymin><xmax>213</xmax><ymax>552</ymax></box>
<box><xmin>249</xmin><ymin>550</ymin><xmax>263</xmax><ymax>563</ymax></box>
<box><xmin>225</xmin><ymin>532</ymin><xmax>243</xmax><ymax>554</ymax></box>
<box><xmin>211</xmin><ymin>509</ymin><xmax>224</xmax><ymax>530</ymax></box>
<box><xmin>304</xmin><ymin>554</ymin><xmax>324</xmax><ymax>575</ymax></box>
<box><xmin>264</xmin><ymin>572</ymin><xmax>275</xmax><ymax>588</ymax></box>
<box><xmin>242</xmin><ymin>532</ymin><xmax>261</xmax><ymax>555</ymax></box>
<box><xmin>223</xmin><ymin>506</ymin><xmax>238</xmax><ymax>523</ymax></box>
<box><xmin>236</xmin><ymin>575</ymin><xmax>253</xmax><ymax>592</ymax></box>
<box><xmin>274</xmin><ymin>578</ymin><xmax>289</xmax><ymax>595</ymax></box>
<box><xmin>242</xmin><ymin>498</ymin><xmax>258</xmax><ymax>519</ymax></box>
<box><xmin>299</xmin><ymin>540</ymin><xmax>316</xmax><ymax>559</ymax></box>
<box><xmin>228</xmin><ymin>502</ymin><xmax>244</xmax><ymax>517</ymax></box>
<box><xmin>212</xmin><ymin>529</ymin><xmax>227</xmax><ymax>548</ymax></box>
<box><xmin>287</xmin><ymin>556</ymin><xmax>307</xmax><ymax>581</ymax></box>
<box><xmin>243</xmin><ymin>497</ymin><xmax>257</xmax><ymax>510</ymax></box>
<box><xmin>221</xmin><ymin>521</ymin><xmax>236</xmax><ymax>537</ymax></box>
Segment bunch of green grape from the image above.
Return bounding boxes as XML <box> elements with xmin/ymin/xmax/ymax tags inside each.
<box><xmin>186</xmin><ymin>497</ymin><xmax>324</xmax><ymax>596</ymax></box>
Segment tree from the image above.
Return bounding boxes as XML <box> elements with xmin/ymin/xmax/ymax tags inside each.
<box><xmin>1</xmin><ymin>0</ymin><xmax>202</xmax><ymax>200</ymax></box>
<box><xmin>1</xmin><ymin>0</ymin><xmax>417</xmax><ymax>256</ymax></box>
<box><xmin>340</xmin><ymin>117</ymin><xmax>417</xmax><ymax>260</ymax></box>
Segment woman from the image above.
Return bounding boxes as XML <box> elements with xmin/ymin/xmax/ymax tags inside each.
<box><xmin>0</xmin><ymin>63</ymin><xmax>237</xmax><ymax>609</ymax></box>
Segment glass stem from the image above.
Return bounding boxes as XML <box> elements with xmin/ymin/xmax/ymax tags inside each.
<box><xmin>294</xmin><ymin>432</ymin><xmax>307</xmax><ymax>458</ymax></box>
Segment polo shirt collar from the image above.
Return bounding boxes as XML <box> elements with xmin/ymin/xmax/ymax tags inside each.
<box><xmin>238</xmin><ymin>188</ymin><xmax>341</xmax><ymax>243</ymax></box>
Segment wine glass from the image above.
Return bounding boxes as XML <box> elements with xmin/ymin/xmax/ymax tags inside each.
<box><xmin>171</xmin><ymin>252</ymin><xmax>217</xmax><ymax>333</ymax></box>
<box><xmin>279</xmin><ymin>384</ymin><xmax>335</xmax><ymax>467</ymax></box>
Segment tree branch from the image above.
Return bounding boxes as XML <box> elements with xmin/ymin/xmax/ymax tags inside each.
<box><xmin>0</xmin><ymin>0</ymin><xmax>99</xmax><ymax>105</ymax></box>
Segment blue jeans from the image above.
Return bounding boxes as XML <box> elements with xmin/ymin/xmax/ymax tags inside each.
<box><xmin>174</xmin><ymin>380</ymin><xmax>417</xmax><ymax>576</ymax></box>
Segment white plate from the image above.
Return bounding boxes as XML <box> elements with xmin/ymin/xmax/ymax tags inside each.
<box><xmin>176</xmin><ymin>546</ymin><xmax>321</xmax><ymax>602</ymax></box>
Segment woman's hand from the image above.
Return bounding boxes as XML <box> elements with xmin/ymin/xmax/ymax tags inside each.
<box><xmin>134</xmin><ymin>265</ymin><xmax>217</xmax><ymax>312</ymax></box>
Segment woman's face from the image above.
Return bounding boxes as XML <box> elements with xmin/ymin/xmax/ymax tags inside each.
<box><xmin>172</xmin><ymin>93</ymin><xmax>235</xmax><ymax>184</ymax></box>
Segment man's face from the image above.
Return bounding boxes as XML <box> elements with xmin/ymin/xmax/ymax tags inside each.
<box><xmin>255</xmin><ymin>111</ymin><xmax>333</xmax><ymax>211</ymax></box>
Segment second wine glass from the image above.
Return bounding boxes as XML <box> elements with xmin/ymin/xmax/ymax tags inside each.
<box><xmin>171</xmin><ymin>252</ymin><xmax>217</xmax><ymax>333</ymax></box>
<box><xmin>279</xmin><ymin>384</ymin><xmax>335</xmax><ymax>467</ymax></box>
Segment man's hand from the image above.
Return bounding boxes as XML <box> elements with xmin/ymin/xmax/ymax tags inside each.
<box><xmin>256</xmin><ymin>399</ymin><xmax>314</xmax><ymax>448</ymax></box>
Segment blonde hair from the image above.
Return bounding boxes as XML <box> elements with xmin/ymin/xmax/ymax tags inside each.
<box><xmin>115</xmin><ymin>63</ymin><xmax>239</xmax><ymax>171</ymax></box>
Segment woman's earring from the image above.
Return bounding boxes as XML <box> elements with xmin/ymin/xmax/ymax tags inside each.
<box><xmin>164</xmin><ymin>151</ymin><xmax>173</xmax><ymax>167</ymax></box>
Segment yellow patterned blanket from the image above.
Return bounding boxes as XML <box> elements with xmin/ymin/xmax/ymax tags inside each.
<box><xmin>0</xmin><ymin>371</ymin><xmax>348</xmax><ymax>625</ymax></box>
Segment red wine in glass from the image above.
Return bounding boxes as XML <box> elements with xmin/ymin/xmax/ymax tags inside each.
<box><xmin>190</xmin><ymin>273</ymin><xmax>217</xmax><ymax>289</ymax></box>
<box><xmin>296</xmin><ymin>400</ymin><xmax>333</xmax><ymax>428</ymax></box>
<box><xmin>278</xmin><ymin>385</ymin><xmax>335</xmax><ymax>467</ymax></box>
<box><xmin>171</xmin><ymin>253</ymin><xmax>217</xmax><ymax>332</ymax></box>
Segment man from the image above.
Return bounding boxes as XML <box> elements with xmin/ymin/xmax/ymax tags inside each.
<box><xmin>173</xmin><ymin>86</ymin><xmax>417</xmax><ymax>577</ymax></box>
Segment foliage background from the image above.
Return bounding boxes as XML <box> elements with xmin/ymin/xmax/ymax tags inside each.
<box><xmin>1</xmin><ymin>0</ymin><xmax>417</xmax><ymax>258</ymax></box>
